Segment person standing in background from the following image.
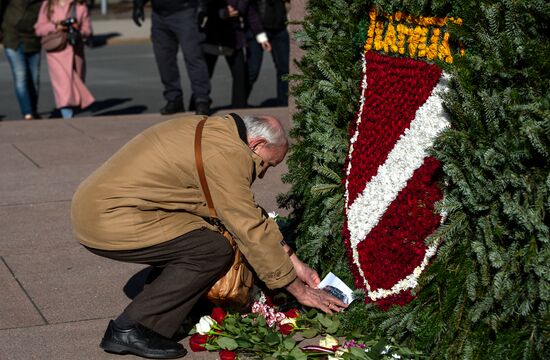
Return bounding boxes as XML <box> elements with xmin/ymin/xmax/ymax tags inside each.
<box><xmin>132</xmin><ymin>0</ymin><xmax>212</xmax><ymax>115</ymax></box>
<box><xmin>246</xmin><ymin>0</ymin><xmax>289</xmax><ymax>106</ymax></box>
<box><xmin>202</xmin><ymin>0</ymin><xmax>270</xmax><ymax>109</ymax></box>
<box><xmin>34</xmin><ymin>0</ymin><xmax>94</xmax><ymax>119</ymax></box>
<box><xmin>0</xmin><ymin>0</ymin><xmax>43</xmax><ymax>120</ymax></box>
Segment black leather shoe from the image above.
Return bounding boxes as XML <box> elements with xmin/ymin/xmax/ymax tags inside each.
<box><xmin>100</xmin><ymin>320</ymin><xmax>187</xmax><ymax>359</ymax></box>
<box><xmin>160</xmin><ymin>97</ymin><xmax>185</xmax><ymax>115</ymax></box>
<box><xmin>194</xmin><ymin>101</ymin><xmax>210</xmax><ymax>116</ymax></box>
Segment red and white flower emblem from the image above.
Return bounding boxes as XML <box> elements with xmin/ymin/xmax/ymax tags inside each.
<box><xmin>343</xmin><ymin>51</ymin><xmax>450</xmax><ymax>308</ymax></box>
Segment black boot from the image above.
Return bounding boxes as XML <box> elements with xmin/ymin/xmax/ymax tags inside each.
<box><xmin>195</xmin><ymin>101</ymin><xmax>211</xmax><ymax>116</ymax></box>
<box><xmin>100</xmin><ymin>320</ymin><xmax>187</xmax><ymax>359</ymax></box>
<box><xmin>160</xmin><ymin>97</ymin><xmax>185</xmax><ymax>115</ymax></box>
<box><xmin>188</xmin><ymin>94</ymin><xmax>196</xmax><ymax>112</ymax></box>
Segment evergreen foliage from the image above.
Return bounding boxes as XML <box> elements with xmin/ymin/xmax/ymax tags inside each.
<box><xmin>279</xmin><ymin>0</ymin><xmax>364</xmax><ymax>284</ymax></box>
<box><xmin>282</xmin><ymin>0</ymin><xmax>549</xmax><ymax>358</ymax></box>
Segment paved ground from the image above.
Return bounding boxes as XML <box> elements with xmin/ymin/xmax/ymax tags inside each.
<box><xmin>0</xmin><ymin>107</ymin><xmax>293</xmax><ymax>360</ymax></box>
<box><xmin>1</xmin><ymin>41</ymin><xmax>281</xmax><ymax>121</ymax></box>
<box><xmin>88</xmin><ymin>2</ymin><xmax>152</xmax><ymax>45</ymax></box>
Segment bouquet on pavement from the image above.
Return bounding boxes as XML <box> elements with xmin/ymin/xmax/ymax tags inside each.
<box><xmin>188</xmin><ymin>274</ymin><xmax>419</xmax><ymax>359</ymax></box>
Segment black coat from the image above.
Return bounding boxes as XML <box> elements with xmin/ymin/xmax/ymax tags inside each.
<box><xmin>0</xmin><ymin>0</ymin><xmax>42</xmax><ymax>51</ymax></box>
<box><xmin>203</xmin><ymin>0</ymin><xmax>264</xmax><ymax>50</ymax></box>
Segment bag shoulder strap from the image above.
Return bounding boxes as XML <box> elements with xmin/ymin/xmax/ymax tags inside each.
<box><xmin>195</xmin><ymin>119</ymin><xmax>241</xmax><ymax>251</ymax></box>
<box><xmin>194</xmin><ymin>118</ymin><xmax>218</xmax><ymax>219</ymax></box>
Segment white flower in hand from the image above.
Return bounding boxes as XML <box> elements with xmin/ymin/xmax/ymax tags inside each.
<box><xmin>196</xmin><ymin>315</ymin><xmax>216</xmax><ymax>335</ymax></box>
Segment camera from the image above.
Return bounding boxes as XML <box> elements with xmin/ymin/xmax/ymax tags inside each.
<box><xmin>60</xmin><ymin>17</ymin><xmax>81</xmax><ymax>45</ymax></box>
<box><xmin>60</xmin><ymin>17</ymin><xmax>77</xmax><ymax>26</ymax></box>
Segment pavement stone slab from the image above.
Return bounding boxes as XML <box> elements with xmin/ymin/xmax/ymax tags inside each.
<box><xmin>0</xmin><ymin>258</ymin><xmax>46</xmax><ymax>330</ymax></box>
<box><xmin>0</xmin><ymin>201</ymin><xmax>75</xmax><ymax>256</ymax></box>
<box><xmin>0</xmin><ymin>163</ymin><xmax>99</xmax><ymax>206</ymax></box>
<box><xmin>0</xmin><ymin>317</ymin><xmax>222</xmax><ymax>360</ymax></box>
<box><xmin>3</xmin><ymin>246</ymin><xmax>145</xmax><ymax>324</ymax></box>
<box><xmin>67</xmin><ymin>114</ymin><xmax>167</xmax><ymax>140</ymax></box>
<box><xmin>0</xmin><ymin>119</ymin><xmax>84</xmax><ymax>143</ymax></box>
<box><xmin>12</xmin><ymin>135</ymin><xmax>124</xmax><ymax>168</ymax></box>
<box><xmin>0</xmin><ymin>143</ymin><xmax>39</xmax><ymax>171</ymax></box>
<box><xmin>0</xmin><ymin>318</ymin><xmax>144</xmax><ymax>360</ymax></box>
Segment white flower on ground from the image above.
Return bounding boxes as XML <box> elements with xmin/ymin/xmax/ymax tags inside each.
<box><xmin>268</xmin><ymin>211</ymin><xmax>279</xmax><ymax>219</ymax></box>
<box><xmin>279</xmin><ymin>317</ymin><xmax>296</xmax><ymax>326</ymax></box>
<box><xmin>328</xmin><ymin>348</ymin><xmax>349</xmax><ymax>360</ymax></box>
<box><xmin>319</xmin><ymin>334</ymin><xmax>339</xmax><ymax>348</ymax></box>
<box><xmin>196</xmin><ymin>315</ymin><xmax>216</xmax><ymax>335</ymax></box>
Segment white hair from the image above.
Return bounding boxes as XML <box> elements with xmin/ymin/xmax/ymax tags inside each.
<box><xmin>242</xmin><ymin>115</ymin><xmax>287</xmax><ymax>147</ymax></box>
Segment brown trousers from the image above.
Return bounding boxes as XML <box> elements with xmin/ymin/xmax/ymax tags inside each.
<box><xmin>86</xmin><ymin>228</ymin><xmax>233</xmax><ymax>338</ymax></box>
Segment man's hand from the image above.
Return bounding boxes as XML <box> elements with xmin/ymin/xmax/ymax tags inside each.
<box><xmin>286</xmin><ymin>278</ymin><xmax>348</xmax><ymax>315</ymax></box>
<box><xmin>132</xmin><ymin>0</ymin><xmax>146</xmax><ymax>27</ymax></box>
<box><xmin>261</xmin><ymin>41</ymin><xmax>272</xmax><ymax>52</ymax></box>
<box><xmin>226</xmin><ymin>5</ymin><xmax>239</xmax><ymax>17</ymax></box>
<box><xmin>288</xmin><ymin>253</ymin><xmax>320</xmax><ymax>288</ymax></box>
<box><xmin>197</xmin><ymin>0</ymin><xmax>208</xmax><ymax>29</ymax></box>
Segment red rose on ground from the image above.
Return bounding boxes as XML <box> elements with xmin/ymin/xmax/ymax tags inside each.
<box><xmin>189</xmin><ymin>334</ymin><xmax>208</xmax><ymax>352</ymax></box>
<box><xmin>279</xmin><ymin>323</ymin><xmax>294</xmax><ymax>335</ymax></box>
<box><xmin>219</xmin><ymin>349</ymin><xmax>236</xmax><ymax>360</ymax></box>
<box><xmin>211</xmin><ymin>307</ymin><xmax>226</xmax><ymax>324</ymax></box>
<box><xmin>284</xmin><ymin>308</ymin><xmax>300</xmax><ymax>318</ymax></box>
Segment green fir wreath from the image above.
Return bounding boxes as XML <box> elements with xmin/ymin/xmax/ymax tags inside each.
<box><xmin>281</xmin><ymin>0</ymin><xmax>550</xmax><ymax>359</ymax></box>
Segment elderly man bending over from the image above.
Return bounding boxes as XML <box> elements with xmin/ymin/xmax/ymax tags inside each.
<box><xmin>71</xmin><ymin>113</ymin><xmax>347</xmax><ymax>359</ymax></box>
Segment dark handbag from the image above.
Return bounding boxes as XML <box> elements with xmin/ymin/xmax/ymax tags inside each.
<box><xmin>194</xmin><ymin>119</ymin><xmax>254</xmax><ymax>305</ymax></box>
<box><xmin>41</xmin><ymin>31</ymin><xmax>68</xmax><ymax>52</ymax></box>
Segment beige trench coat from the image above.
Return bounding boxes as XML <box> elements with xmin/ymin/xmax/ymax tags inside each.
<box><xmin>71</xmin><ymin>114</ymin><xmax>296</xmax><ymax>289</ymax></box>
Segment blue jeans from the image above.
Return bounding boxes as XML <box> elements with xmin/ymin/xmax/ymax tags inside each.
<box><xmin>60</xmin><ymin>107</ymin><xmax>74</xmax><ymax>119</ymax></box>
<box><xmin>4</xmin><ymin>42</ymin><xmax>41</xmax><ymax>117</ymax></box>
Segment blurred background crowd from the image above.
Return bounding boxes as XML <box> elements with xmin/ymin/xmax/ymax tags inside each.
<box><xmin>0</xmin><ymin>0</ymin><xmax>290</xmax><ymax>120</ymax></box>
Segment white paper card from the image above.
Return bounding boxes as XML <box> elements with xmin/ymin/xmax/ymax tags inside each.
<box><xmin>317</xmin><ymin>272</ymin><xmax>355</xmax><ymax>305</ymax></box>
